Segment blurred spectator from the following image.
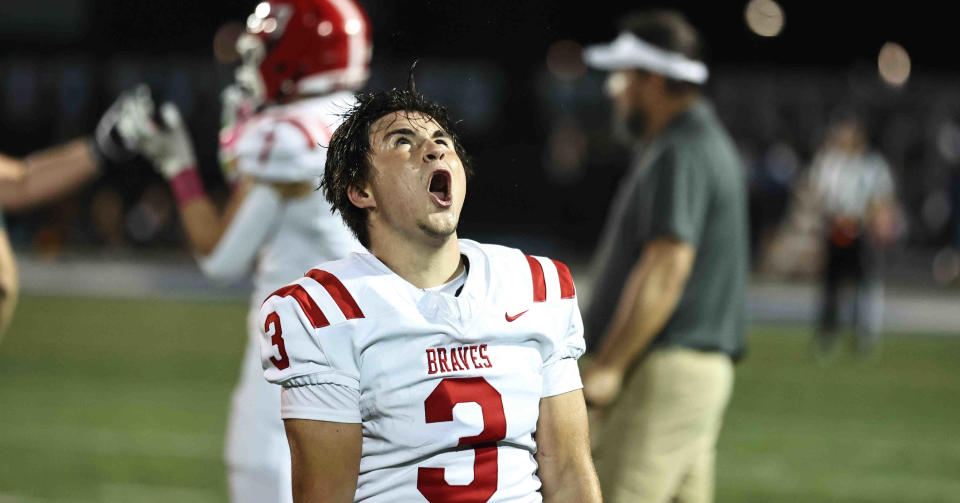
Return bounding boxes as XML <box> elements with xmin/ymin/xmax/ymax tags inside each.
<box><xmin>748</xmin><ymin>140</ymin><xmax>800</xmax><ymax>262</ymax></box>
<box><xmin>806</xmin><ymin>115</ymin><xmax>898</xmax><ymax>358</ymax></box>
<box><xmin>89</xmin><ymin>185</ymin><xmax>127</xmax><ymax>249</ymax></box>
<box><xmin>125</xmin><ymin>182</ymin><xmax>175</xmax><ymax>245</ymax></box>
<box><xmin>579</xmin><ymin>10</ymin><xmax>748</xmax><ymax>503</ymax></box>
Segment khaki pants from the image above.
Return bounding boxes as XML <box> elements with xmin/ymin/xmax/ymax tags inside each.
<box><xmin>594</xmin><ymin>347</ymin><xmax>734</xmax><ymax>503</ymax></box>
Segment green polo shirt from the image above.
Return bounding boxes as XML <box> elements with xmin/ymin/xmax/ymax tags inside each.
<box><xmin>585</xmin><ymin>100</ymin><xmax>748</xmax><ymax>360</ymax></box>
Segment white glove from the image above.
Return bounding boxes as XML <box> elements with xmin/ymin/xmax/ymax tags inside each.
<box><xmin>146</xmin><ymin>102</ymin><xmax>197</xmax><ymax>179</ymax></box>
<box><xmin>119</xmin><ymin>87</ymin><xmax>197</xmax><ymax>180</ymax></box>
<box><xmin>93</xmin><ymin>85</ymin><xmax>153</xmax><ymax>163</ymax></box>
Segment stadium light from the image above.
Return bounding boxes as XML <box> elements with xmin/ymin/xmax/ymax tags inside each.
<box><xmin>745</xmin><ymin>0</ymin><xmax>785</xmax><ymax>37</ymax></box>
<box><xmin>878</xmin><ymin>42</ymin><xmax>911</xmax><ymax>87</ymax></box>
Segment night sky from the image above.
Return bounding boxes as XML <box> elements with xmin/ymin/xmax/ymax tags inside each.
<box><xmin>4</xmin><ymin>1</ymin><xmax>949</xmax><ymax>72</ymax></box>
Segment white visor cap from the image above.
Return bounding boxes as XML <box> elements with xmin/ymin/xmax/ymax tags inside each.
<box><xmin>583</xmin><ymin>32</ymin><xmax>708</xmax><ymax>84</ymax></box>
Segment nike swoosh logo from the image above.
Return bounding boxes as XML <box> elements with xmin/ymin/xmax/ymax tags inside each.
<box><xmin>505</xmin><ymin>310</ymin><xmax>528</xmax><ymax>322</ymax></box>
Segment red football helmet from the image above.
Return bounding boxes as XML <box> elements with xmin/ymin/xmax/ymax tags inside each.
<box><xmin>237</xmin><ymin>0</ymin><xmax>372</xmax><ymax>102</ymax></box>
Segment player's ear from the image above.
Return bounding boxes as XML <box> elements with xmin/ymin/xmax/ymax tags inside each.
<box><xmin>347</xmin><ymin>183</ymin><xmax>375</xmax><ymax>209</ymax></box>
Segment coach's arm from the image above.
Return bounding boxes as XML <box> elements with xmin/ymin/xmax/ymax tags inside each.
<box><xmin>582</xmin><ymin>237</ymin><xmax>696</xmax><ymax>407</ymax></box>
<box><xmin>284</xmin><ymin>419</ymin><xmax>362</xmax><ymax>503</ymax></box>
<box><xmin>536</xmin><ymin>389</ymin><xmax>603</xmax><ymax>502</ymax></box>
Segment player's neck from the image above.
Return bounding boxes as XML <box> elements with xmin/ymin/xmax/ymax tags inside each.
<box><xmin>368</xmin><ymin>232</ymin><xmax>464</xmax><ymax>289</ymax></box>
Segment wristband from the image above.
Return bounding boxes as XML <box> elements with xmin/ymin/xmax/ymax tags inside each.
<box><xmin>169</xmin><ymin>167</ymin><xmax>206</xmax><ymax>207</ymax></box>
<box><xmin>87</xmin><ymin>136</ymin><xmax>108</xmax><ymax>169</ymax></box>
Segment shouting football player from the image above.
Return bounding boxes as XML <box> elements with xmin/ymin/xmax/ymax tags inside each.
<box><xmin>258</xmin><ymin>86</ymin><xmax>603</xmax><ymax>501</ymax></box>
<box><xmin>118</xmin><ymin>1</ymin><xmax>370</xmax><ymax>502</ymax></box>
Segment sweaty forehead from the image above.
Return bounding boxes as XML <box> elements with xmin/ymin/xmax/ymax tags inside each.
<box><xmin>369</xmin><ymin>111</ymin><xmax>445</xmax><ymax>139</ymax></box>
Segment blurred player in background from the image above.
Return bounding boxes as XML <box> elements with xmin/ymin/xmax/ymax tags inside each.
<box><xmin>580</xmin><ymin>10</ymin><xmax>748</xmax><ymax>503</ymax></box>
<box><xmin>118</xmin><ymin>1</ymin><xmax>370</xmax><ymax>501</ymax></box>
<box><xmin>807</xmin><ymin>115</ymin><xmax>897</xmax><ymax>358</ymax></box>
<box><xmin>259</xmin><ymin>84</ymin><xmax>601</xmax><ymax>502</ymax></box>
<box><xmin>0</xmin><ymin>92</ymin><xmax>144</xmax><ymax>339</ymax></box>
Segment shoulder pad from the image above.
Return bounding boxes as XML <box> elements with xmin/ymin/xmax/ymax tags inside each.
<box><xmin>235</xmin><ymin>115</ymin><xmax>333</xmax><ymax>182</ymax></box>
<box><xmin>262</xmin><ymin>265</ymin><xmax>365</xmax><ymax>329</ymax></box>
<box><xmin>522</xmin><ymin>253</ymin><xmax>577</xmax><ymax>303</ymax></box>
<box><xmin>470</xmin><ymin>239</ymin><xmax>577</xmax><ymax>304</ymax></box>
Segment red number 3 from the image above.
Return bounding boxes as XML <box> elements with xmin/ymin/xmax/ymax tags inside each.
<box><xmin>417</xmin><ymin>377</ymin><xmax>506</xmax><ymax>503</ymax></box>
<box><xmin>264</xmin><ymin>312</ymin><xmax>290</xmax><ymax>370</ymax></box>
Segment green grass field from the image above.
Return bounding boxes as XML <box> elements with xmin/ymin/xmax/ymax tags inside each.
<box><xmin>1</xmin><ymin>294</ymin><xmax>959</xmax><ymax>502</ymax></box>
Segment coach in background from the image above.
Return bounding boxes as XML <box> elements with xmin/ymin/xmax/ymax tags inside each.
<box><xmin>580</xmin><ymin>10</ymin><xmax>748</xmax><ymax>503</ymax></box>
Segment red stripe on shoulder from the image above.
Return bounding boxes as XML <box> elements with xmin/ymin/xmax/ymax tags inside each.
<box><xmin>275</xmin><ymin>117</ymin><xmax>320</xmax><ymax>150</ymax></box>
<box><xmin>525</xmin><ymin>255</ymin><xmax>547</xmax><ymax>303</ymax></box>
<box><xmin>306</xmin><ymin>269</ymin><xmax>365</xmax><ymax>319</ymax></box>
<box><xmin>552</xmin><ymin>259</ymin><xmax>576</xmax><ymax>299</ymax></box>
<box><xmin>263</xmin><ymin>284</ymin><xmax>330</xmax><ymax>328</ymax></box>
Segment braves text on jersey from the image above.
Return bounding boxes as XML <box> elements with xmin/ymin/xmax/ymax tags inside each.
<box><xmin>258</xmin><ymin>239</ymin><xmax>585</xmax><ymax>502</ymax></box>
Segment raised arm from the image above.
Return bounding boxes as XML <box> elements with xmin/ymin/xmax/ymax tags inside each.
<box><xmin>0</xmin><ymin>88</ymin><xmax>144</xmax><ymax>212</ymax></box>
<box><xmin>117</xmin><ymin>95</ymin><xmax>238</xmax><ymax>256</ymax></box>
<box><xmin>535</xmin><ymin>389</ymin><xmax>602</xmax><ymax>502</ymax></box>
<box><xmin>0</xmin><ymin>140</ymin><xmax>100</xmax><ymax>212</ymax></box>
<box><xmin>121</xmin><ymin>88</ymin><xmax>317</xmax><ymax>276</ymax></box>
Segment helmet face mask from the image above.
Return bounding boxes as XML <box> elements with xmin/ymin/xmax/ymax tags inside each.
<box><xmin>236</xmin><ymin>0</ymin><xmax>372</xmax><ymax>104</ymax></box>
<box><xmin>234</xmin><ymin>33</ymin><xmax>268</xmax><ymax>108</ymax></box>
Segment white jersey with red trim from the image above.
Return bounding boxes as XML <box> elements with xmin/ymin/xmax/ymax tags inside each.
<box><xmin>221</xmin><ymin>91</ymin><xmax>355</xmax><ymax>183</ymax></box>
<box><xmin>258</xmin><ymin>239</ymin><xmax>585</xmax><ymax>503</ymax></box>
<box><xmin>218</xmin><ymin>92</ymin><xmax>363</xmax><ymax>303</ymax></box>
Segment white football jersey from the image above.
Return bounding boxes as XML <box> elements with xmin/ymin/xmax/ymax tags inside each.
<box><xmin>219</xmin><ymin>92</ymin><xmax>363</xmax><ymax>302</ymax></box>
<box><xmin>258</xmin><ymin>239</ymin><xmax>585</xmax><ymax>503</ymax></box>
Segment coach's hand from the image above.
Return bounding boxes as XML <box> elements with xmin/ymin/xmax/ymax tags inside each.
<box><xmin>582</xmin><ymin>364</ymin><xmax>624</xmax><ymax>408</ymax></box>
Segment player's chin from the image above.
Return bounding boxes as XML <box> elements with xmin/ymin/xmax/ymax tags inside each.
<box><xmin>418</xmin><ymin>215</ymin><xmax>459</xmax><ymax>241</ymax></box>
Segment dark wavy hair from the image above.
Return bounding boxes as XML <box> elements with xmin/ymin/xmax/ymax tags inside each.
<box><xmin>322</xmin><ymin>87</ymin><xmax>472</xmax><ymax>248</ymax></box>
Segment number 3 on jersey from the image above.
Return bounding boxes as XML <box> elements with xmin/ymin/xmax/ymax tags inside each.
<box><xmin>264</xmin><ymin>311</ymin><xmax>290</xmax><ymax>370</ymax></box>
<box><xmin>417</xmin><ymin>377</ymin><xmax>506</xmax><ymax>503</ymax></box>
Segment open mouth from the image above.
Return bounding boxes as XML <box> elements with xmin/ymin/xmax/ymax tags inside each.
<box><xmin>427</xmin><ymin>169</ymin><xmax>453</xmax><ymax>207</ymax></box>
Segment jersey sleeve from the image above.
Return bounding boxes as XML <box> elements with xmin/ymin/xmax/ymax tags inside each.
<box><xmin>536</xmin><ymin>258</ymin><xmax>587</xmax><ymax>398</ymax></box>
<box><xmin>281</xmin><ymin>383</ymin><xmax>361</xmax><ymax>423</ymax></box>
<box><xmin>197</xmin><ymin>183</ymin><xmax>282</xmax><ymax>283</ymax></box>
<box><xmin>235</xmin><ymin>118</ymin><xmax>331</xmax><ymax>183</ymax></box>
<box><xmin>258</xmin><ymin>281</ymin><xmax>360</xmax><ymax>391</ymax></box>
<box><xmin>646</xmin><ymin>145</ymin><xmax>710</xmax><ymax>247</ymax></box>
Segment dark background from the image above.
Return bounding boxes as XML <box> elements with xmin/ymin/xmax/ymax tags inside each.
<box><xmin>1</xmin><ymin>0</ymin><xmax>957</xmax><ymax>264</ymax></box>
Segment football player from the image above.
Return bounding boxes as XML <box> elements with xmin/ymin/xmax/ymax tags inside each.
<box><xmin>117</xmin><ymin>1</ymin><xmax>370</xmax><ymax>502</ymax></box>
<box><xmin>0</xmin><ymin>89</ymin><xmax>147</xmax><ymax>339</ymax></box>
<box><xmin>259</xmin><ymin>87</ymin><xmax>603</xmax><ymax>502</ymax></box>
